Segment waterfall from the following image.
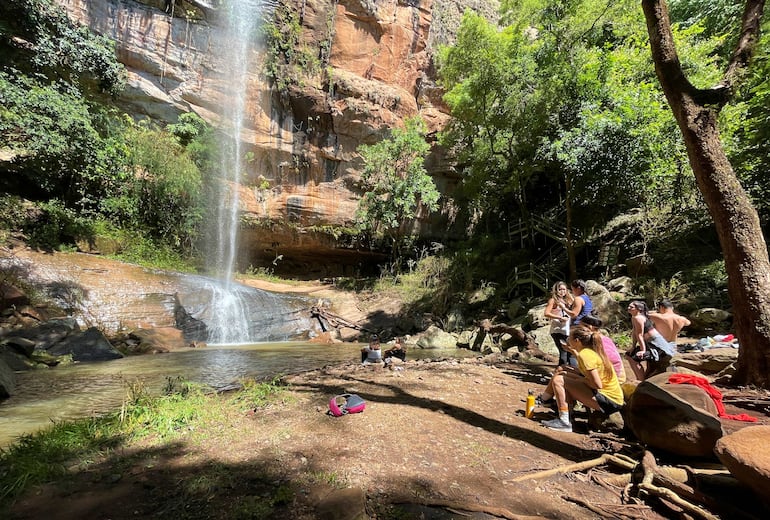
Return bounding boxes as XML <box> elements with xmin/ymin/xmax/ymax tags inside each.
<box><xmin>203</xmin><ymin>0</ymin><xmax>286</xmax><ymax>344</ymax></box>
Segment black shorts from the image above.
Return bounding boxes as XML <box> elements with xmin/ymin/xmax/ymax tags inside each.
<box><xmin>594</xmin><ymin>391</ymin><xmax>623</xmax><ymax>415</ymax></box>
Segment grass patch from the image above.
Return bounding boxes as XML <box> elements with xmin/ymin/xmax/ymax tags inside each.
<box><xmin>0</xmin><ymin>377</ymin><xmax>289</xmax><ymax>507</ymax></box>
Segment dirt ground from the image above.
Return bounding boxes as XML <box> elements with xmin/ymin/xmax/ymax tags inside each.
<box><xmin>7</xmin><ymin>355</ymin><xmax>770</xmax><ymax>520</ymax></box>
<box><xmin>4</xmin><ymin>251</ymin><xmax>770</xmax><ymax>519</ymax></box>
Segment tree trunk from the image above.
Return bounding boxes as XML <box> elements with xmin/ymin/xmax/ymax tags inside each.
<box><xmin>642</xmin><ymin>0</ymin><xmax>770</xmax><ymax>388</ymax></box>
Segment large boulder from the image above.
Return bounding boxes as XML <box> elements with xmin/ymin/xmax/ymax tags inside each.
<box><xmin>415</xmin><ymin>325</ymin><xmax>457</xmax><ymax>349</ymax></box>
<box><xmin>0</xmin><ymin>358</ymin><xmax>15</xmax><ymax>398</ymax></box>
<box><xmin>626</xmin><ymin>372</ymin><xmax>724</xmax><ymax>457</ymax></box>
<box><xmin>585</xmin><ymin>280</ymin><xmax>625</xmax><ymax>331</ymax></box>
<box><xmin>525</xmin><ymin>303</ymin><xmax>550</xmax><ymax>330</ymax></box>
<box><xmin>45</xmin><ymin>327</ymin><xmax>123</xmax><ymax>362</ymax></box>
<box><xmin>714</xmin><ymin>425</ymin><xmax>770</xmax><ymax>503</ymax></box>
<box><xmin>688</xmin><ymin>308</ymin><xmax>732</xmax><ymax>335</ymax></box>
<box><xmin>124</xmin><ymin>327</ymin><xmax>189</xmax><ymax>353</ymax></box>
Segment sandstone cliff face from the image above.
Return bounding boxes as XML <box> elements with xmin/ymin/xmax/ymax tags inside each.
<box><xmin>56</xmin><ymin>0</ymin><xmax>498</xmax><ymax>275</ymax></box>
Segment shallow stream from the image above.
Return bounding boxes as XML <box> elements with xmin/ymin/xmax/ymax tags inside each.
<box><xmin>0</xmin><ymin>343</ymin><xmax>472</xmax><ymax>448</ymax></box>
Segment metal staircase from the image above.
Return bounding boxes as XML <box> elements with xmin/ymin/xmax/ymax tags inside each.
<box><xmin>506</xmin><ymin>210</ymin><xmax>570</xmax><ymax>296</ymax></box>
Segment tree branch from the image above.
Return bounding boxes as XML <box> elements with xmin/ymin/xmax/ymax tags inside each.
<box><xmin>721</xmin><ymin>0</ymin><xmax>766</xmax><ymax>90</ymax></box>
<box><xmin>642</xmin><ymin>0</ymin><xmax>766</xmax><ymax>107</ymax></box>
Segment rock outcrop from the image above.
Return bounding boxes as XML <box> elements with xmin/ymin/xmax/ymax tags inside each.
<box><xmin>56</xmin><ymin>0</ymin><xmax>500</xmax><ymax>275</ymax></box>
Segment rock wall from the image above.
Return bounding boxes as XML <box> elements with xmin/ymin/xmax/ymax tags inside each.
<box><xmin>56</xmin><ymin>0</ymin><xmax>498</xmax><ymax>275</ymax></box>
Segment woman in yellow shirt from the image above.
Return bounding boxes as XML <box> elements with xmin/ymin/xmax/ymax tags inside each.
<box><xmin>540</xmin><ymin>325</ymin><xmax>624</xmax><ymax>433</ymax></box>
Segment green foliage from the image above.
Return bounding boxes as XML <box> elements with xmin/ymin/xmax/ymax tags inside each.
<box><xmin>0</xmin><ymin>71</ymin><xmax>128</xmax><ymax>208</ymax></box>
<box><xmin>436</xmin><ymin>0</ymin><xmax>740</xmax><ymax>288</ymax></box>
<box><xmin>725</xmin><ymin>19</ymin><xmax>770</xmax><ymax>221</ymax></box>
<box><xmin>167</xmin><ymin>111</ymin><xmax>209</xmax><ymax>147</ymax></box>
<box><xmin>0</xmin><ymin>0</ymin><xmax>126</xmax><ymax>96</ymax></box>
<box><xmin>260</xmin><ymin>5</ymin><xmax>320</xmax><ymax>91</ymax></box>
<box><xmin>355</xmin><ymin>117</ymin><xmax>439</xmax><ymax>265</ymax></box>
<box><xmin>23</xmin><ymin>200</ymin><xmax>93</xmax><ymax>251</ymax></box>
<box><xmin>101</xmin><ymin>121</ymin><xmax>204</xmax><ymax>255</ymax></box>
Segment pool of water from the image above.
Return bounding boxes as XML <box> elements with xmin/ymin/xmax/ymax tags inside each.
<box><xmin>0</xmin><ymin>342</ymin><xmax>476</xmax><ymax>447</ymax></box>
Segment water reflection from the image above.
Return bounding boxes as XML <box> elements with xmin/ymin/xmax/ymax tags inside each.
<box><xmin>0</xmin><ymin>343</ymin><xmax>475</xmax><ymax>448</ymax></box>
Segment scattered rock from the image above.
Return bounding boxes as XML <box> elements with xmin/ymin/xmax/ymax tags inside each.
<box><xmin>715</xmin><ymin>425</ymin><xmax>770</xmax><ymax>504</ymax></box>
<box><xmin>673</xmin><ymin>347</ymin><xmax>738</xmax><ymax>374</ymax></box>
<box><xmin>46</xmin><ymin>327</ymin><xmax>123</xmax><ymax>362</ymax></box>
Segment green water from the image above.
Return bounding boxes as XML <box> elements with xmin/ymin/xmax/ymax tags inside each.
<box><xmin>0</xmin><ymin>342</ymin><xmax>474</xmax><ymax>447</ymax></box>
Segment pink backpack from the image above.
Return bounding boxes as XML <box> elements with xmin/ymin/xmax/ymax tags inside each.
<box><xmin>328</xmin><ymin>394</ymin><xmax>366</xmax><ymax>416</ymax></box>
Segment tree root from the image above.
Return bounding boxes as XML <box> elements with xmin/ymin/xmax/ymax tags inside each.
<box><xmin>511</xmin><ymin>450</ymin><xmax>758</xmax><ymax>520</ymax></box>
<box><xmin>410</xmin><ymin>499</ymin><xmax>542</xmax><ymax>520</ymax></box>
<box><xmin>563</xmin><ymin>495</ymin><xmax>651</xmax><ymax>520</ymax></box>
<box><xmin>511</xmin><ymin>453</ymin><xmax>636</xmax><ymax>482</ymax></box>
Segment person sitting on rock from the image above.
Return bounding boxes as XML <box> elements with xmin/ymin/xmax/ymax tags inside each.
<box><xmin>360</xmin><ymin>334</ymin><xmax>382</xmax><ymax>365</ymax></box>
<box><xmin>649</xmin><ymin>299</ymin><xmax>691</xmax><ymax>346</ymax></box>
<box><xmin>383</xmin><ymin>336</ymin><xmax>407</xmax><ymax>366</ymax></box>
<box><xmin>626</xmin><ymin>300</ymin><xmax>675</xmax><ymax>381</ymax></box>
<box><xmin>581</xmin><ymin>315</ymin><xmax>626</xmax><ymax>383</ymax></box>
<box><xmin>538</xmin><ymin>325</ymin><xmax>624</xmax><ymax>433</ymax></box>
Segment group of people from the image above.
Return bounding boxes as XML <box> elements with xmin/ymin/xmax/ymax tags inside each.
<box><xmin>361</xmin><ymin>334</ymin><xmax>407</xmax><ymax>367</ymax></box>
<box><xmin>540</xmin><ymin>280</ymin><xmax>690</xmax><ymax>433</ymax></box>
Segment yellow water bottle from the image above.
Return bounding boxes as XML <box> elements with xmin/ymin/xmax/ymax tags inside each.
<box><xmin>526</xmin><ymin>389</ymin><xmax>535</xmax><ymax>419</ymax></box>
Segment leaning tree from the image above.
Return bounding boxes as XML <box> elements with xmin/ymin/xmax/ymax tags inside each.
<box><xmin>642</xmin><ymin>0</ymin><xmax>770</xmax><ymax>388</ymax></box>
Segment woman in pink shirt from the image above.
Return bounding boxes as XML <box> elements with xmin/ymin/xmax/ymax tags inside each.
<box><xmin>581</xmin><ymin>315</ymin><xmax>626</xmax><ymax>383</ymax></box>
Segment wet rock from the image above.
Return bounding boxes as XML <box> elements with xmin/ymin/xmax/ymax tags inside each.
<box><xmin>715</xmin><ymin>425</ymin><xmax>770</xmax><ymax>503</ymax></box>
<box><xmin>0</xmin><ymin>358</ymin><xmax>15</xmax><ymax>398</ymax></box>
<box><xmin>3</xmin><ymin>317</ymin><xmax>80</xmax><ymax>350</ymax></box>
<box><xmin>626</xmin><ymin>372</ymin><xmax>723</xmax><ymax>458</ymax></box>
<box><xmin>0</xmin><ymin>283</ymin><xmax>29</xmax><ymax>310</ymax></box>
<box><xmin>126</xmin><ymin>327</ymin><xmax>187</xmax><ymax>353</ymax></box>
<box><xmin>3</xmin><ymin>335</ymin><xmax>36</xmax><ymax>356</ymax></box>
<box><xmin>0</xmin><ymin>345</ymin><xmax>36</xmax><ymax>370</ymax></box>
<box><xmin>46</xmin><ymin>327</ymin><xmax>123</xmax><ymax>362</ymax></box>
<box><xmin>174</xmin><ymin>293</ymin><xmax>209</xmax><ymax>341</ymax></box>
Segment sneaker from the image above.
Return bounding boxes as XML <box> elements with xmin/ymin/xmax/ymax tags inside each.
<box><xmin>573</xmin><ymin>402</ymin><xmax>586</xmax><ymax>413</ymax></box>
<box><xmin>541</xmin><ymin>417</ymin><xmax>573</xmax><ymax>433</ymax></box>
<box><xmin>535</xmin><ymin>394</ymin><xmax>554</xmax><ymax>407</ymax></box>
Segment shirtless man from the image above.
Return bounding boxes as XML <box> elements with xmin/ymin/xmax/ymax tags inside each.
<box><xmin>649</xmin><ymin>299</ymin><xmax>691</xmax><ymax>343</ymax></box>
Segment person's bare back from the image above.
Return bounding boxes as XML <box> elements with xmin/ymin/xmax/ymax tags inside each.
<box><xmin>649</xmin><ymin>301</ymin><xmax>691</xmax><ymax>342</ymax></box>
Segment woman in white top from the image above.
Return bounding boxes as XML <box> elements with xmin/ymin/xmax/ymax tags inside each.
<box><xmin>361</xmin><ymin>334</ymin><xmax>382</xmax><ymax>364</ymax></box>
<box><xmin>544</xmin><ymin>281</ymin><xmax>574</xmax><ymax>366</ymax></box>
